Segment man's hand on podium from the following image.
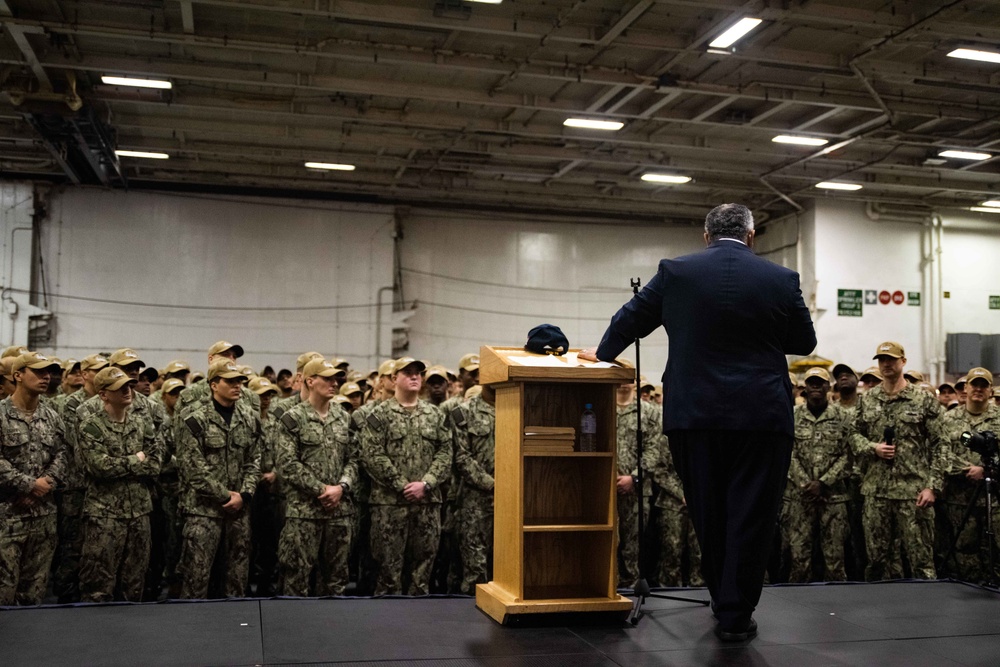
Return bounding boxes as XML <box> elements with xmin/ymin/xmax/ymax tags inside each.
<box><xmin>578</xmin><ymin>348</ymin><xmax>599</xmax><ymax>362</ymax></box>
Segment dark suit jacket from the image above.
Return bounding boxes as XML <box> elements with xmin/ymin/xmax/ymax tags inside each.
<box><xmin>596</xmin><ymin>239</ymin><xmax>816</xmax><ymax>436</ymax></box>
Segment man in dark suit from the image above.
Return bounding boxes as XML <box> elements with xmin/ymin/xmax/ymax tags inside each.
<box><xmin>581</xmin><ymin>203</ymin><xmax>816</xmax><ymax>641</ymax></box>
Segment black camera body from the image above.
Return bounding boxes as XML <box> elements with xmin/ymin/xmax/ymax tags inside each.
<box><xmin>961</xmin><ymin>430</ymin><xmax>1000</xmax><ymax>470</ymax></box>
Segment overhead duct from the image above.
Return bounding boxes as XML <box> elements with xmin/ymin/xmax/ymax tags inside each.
<box><xmin>22</xmin><ymin>102</ymin><xmax>126</xmax><ymax>187</ymax></box>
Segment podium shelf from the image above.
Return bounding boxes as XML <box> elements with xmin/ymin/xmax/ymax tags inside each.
<box><xmin>523</xmin><ymin>522</ymin><xmax>614</xmax><ymax>532</ymax></box>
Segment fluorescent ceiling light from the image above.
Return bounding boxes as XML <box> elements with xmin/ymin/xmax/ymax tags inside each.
<box><xmin>979</xmin><ymin>200</ymin><xmax>1000</xmax><ymax>208</ymax></box>
<box><xmin>563</xmin><ymin>118</ymin><xmax>624</xmax><ymax>131</ymax></box>
<box><xmin>947</xmin><ymin>48</ymin><xmax>1000</xmax><ymax>64</ymax></box>
<box><xmin>641</xmin><ymin>173</ymin><xmax>692</xmax><ymax>184</ymax></box>
<box><xmin>970</xmin><ymin>206</ymin><xmax>1000</xmax><ymax>213</ymax></box>
<box><xmin>708</xmin><ymin>18</ymin><xmax>762</xmax><ymax>49</ymax></box>
<box><xmin>815</xmin><ymin>182</ymin><xmax>862</xmax><ymax>191</ymax></box>
<box><xmin>772</xmin><ymin>135</ymin><xmax>829</xmax><ymax>147</ymax></box>
<box><xmin>101</xmin><ymin>75</ymin><xmax>172</xmax><ymax>90</ymax></box>
<box><xmin>115</xmin><ymin>150</ymin><xmax>169</xmax><ymax>159</ymax></box>
<box><xmin>304</xmin><ymin>161</ymin><xmax>356</xmax><ymax>171</ymax></box>
<box><xmin>938</xmin><ymin>149</ymin><xmax>991</xmax><ymax>160</ymax></box>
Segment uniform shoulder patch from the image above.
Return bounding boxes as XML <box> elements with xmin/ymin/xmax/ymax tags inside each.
<box><xmin>82</xmin><ymin>421</ymin><xmax>102</xmax><ymax>440</ymax></box>
<box><xmin>280</xmin><ymin>412</ymin><xmax>299</xmax><ymax>433</ymax></box>
<box><xmin>66</xmin><ymin>395</ymin><xmax>81</xmax><ymax>410</ymax></box>
<box><xmin>366</xmin><ymin>411</ymin><xmax>385</xmax><ymax>432</ymax></box>
<box><xmin>449</xmin><ymin>405</ymin><xmax>467</xmax><ymax>428</ymax></box>
<box><xmin>272</xmin><ymin>405</ymin><xmax>286</xmax><ymax>419</ymax></box>
<box><xmin>184</xmin><ymin>416</ymin><xmax>204</xmax><ymax>437</ymax></box>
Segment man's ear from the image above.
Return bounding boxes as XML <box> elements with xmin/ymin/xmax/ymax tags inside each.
<box><xmin>746</xmin><ymin>229</ymin><xmax>755</xmax><ymax>248</ymax></box>
<box><xmin>703</xmin><ymin>231</ymin><xmax>711</xmax><ymax>246</ymax></box>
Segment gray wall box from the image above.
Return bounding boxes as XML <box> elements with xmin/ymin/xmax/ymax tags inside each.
<box><xmin>947</xmin><ymin>333</ymin><xmax>981</xmax><ymax>375</ymax></box>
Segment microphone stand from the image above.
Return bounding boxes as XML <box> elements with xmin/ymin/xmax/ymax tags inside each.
<box><xmin>627</xmin><ymin>277</ymin><xmax>709</xmax><ymax>625</ymax></box>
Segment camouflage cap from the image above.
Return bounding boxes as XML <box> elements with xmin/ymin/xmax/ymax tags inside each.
<box><xmin>378</xmin><ymin>359</ymin><xmax>396</xmax><ymax>376</ymax></box>
<box><xmin>638</xmin><ymin>375</ymin><xmax>655</xmax><ymax>391</ymax></box>
<box><xmin>237</xmin><ymin>364</ymin><xmax>255</xmax><ymax>377</ymax></box>
<box><xmin>296</xmin><ymin>351</ymin><xmax>323</xmax><ymax>372</ymax></box>
<box><xmin>873</xmin><ymin>341</ymin><xmax>905</xmax><ymax>359</ymax></box>
<box><xmin>94</xmin><ymin>366</ymin><xmax>136</xmax><ymax>392</ymax></box>
<box><xmin>967</xmin><ymin>367</ymin><xmax>993</xmax><ymax>386</ymax></box>
<box><xmin>803</xmin><ymin>367</ymin><xmax>832</xmax><ymax>383</ymax></box>
<box><xmin>1</xmin><ymin>345</ymin><xmax>28</xmax><ymax>359</ymax></box>
<box><xmin>955</xmin><ymin>376</ymin><xmax>969</xmax><ymax>388</ymax></box>
<box><xmin>332</xmin><ymin>395</ymin><xmax>352</xmax><ymax>406</ymax></box>
<box><xmin>139</xmin><ymin>367</ymin><xmax>159</xmax><ymax>382</ymax></box>
<box><xmin>904</xmin><ymin>369</ymin><xmax>924</xmax><ymax>383</ymax></box>
<box><xmin>303</xmin><ymin>358</ymin><xmax>340</xmax><ymax>378</ymax></box>
<box><xmin>653</xmin><ymin>385</ymin><xmax>663</xmax><ymax>397</ymax></box>
<box><xmin>458</xmin><ymin>353</ymin><xmax>480</xmax><ymax>372</ymax></box>
<box><xmin>161</xmin><ymin>378</ymin><xmax>186</xmax><ymax>395</ymax></box>
<box><xmin>423</xmin><ymin>365</ymin><xmax>450</xmax><ymax>382</ymax></box>
<box><xmin>80</xmin><ymin>354</ymin><xmax>110</xmax><ymax>372</ymax></box>
<box><xmin>189</xmin><ymin>371</ymin><xmax>205</xmax><ymax>383</ymax></box>
<box><xmin>346</xmin><ymin>370</ymin><xmax>365</xmax><ymax>383</ymax></box>
<box><xmin>108</xmin><ymin>348</ymin><xmax>144</xmax><ymax>368</ymax></box>
<box><xmin>61</xmin><ymin>358</ymin><xmax>81</xmax><ymax>372</ymax></box>
<box><xmin>831</xmin><ymin>363</ymin><xmax>857</xmax><ymax>379</ymax></box>
<box><xmin>860</xmin><ymin>366</ymin><xmax>883</xmax><ymax>382</ymax></box>
<box><xmin>208</xmin><ymin>340</ymin><xmax>244</xmax><ymax>358</ymax></box>
<box><xmin>393</xmin><ymin>357</ymin><xmax>426</xmax><ymax>375</ymax></box>
<box><xmin>163</xmin><ymin>360</ymin><xmax>191</xmax><ymax>375</ymax></box>
<box><xmin>11</xmin><ymin>351</ymin><xmax>61</xmax><ymax>373</ymax></box>
<box><xmin>339</xmin><ymin>381</ymin><xmax>363</xmax><ymax>397</ymax></box>
<box><xmin>207</xmin><ymin>358</ymin><xmax>247</xmax><ymax>381</ymax></box>
<box><xmin>248</xmin><ymin>376</ymin><xmax>280</xmax><ymax>396</ymax></box>
<box><xmin>938</xmin><ymin>382</ymin><xmax>955</xmax><ymax>391</ymax></box>
<box><xmin>330</xmin><ymin>357</ymin><xmax>350</xmax><ymax>370</ymax></box>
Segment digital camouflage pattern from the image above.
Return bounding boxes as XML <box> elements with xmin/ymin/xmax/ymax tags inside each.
<box><xmin>851</xmin><ymin>382</ymin><xmax>944</xmax><ymax>580</ymax></box>
<box><xmin>0</xmin><ymin>399</ymin><xmax>67</xmax><ymax>604</ymax></box>
<box><xmin>850</xmin><ymin>383</ymin><xmax>947</xmax><ymax>499</ymax></box>
<box><xmin>939</xmin><ymin>403</ymin><xmax>1000</xmax><ymax>581</ymax></box>
<box><xmin>0</xmin><ymin>399</ymin><xmax>67</xmax><ymax>518</ymax></box>
<box><xmin>274</xmin><ymin>400</ymin><xmax>357</xmax><ymax>596</ymax></box>
<box><xmin>783</xmin><ymin>402</ymin><xmax>852</xmax><ymax>582</ymax></box>
<box><xmin>176</xmin><ymin>403</ymin><xmax>261</xmax><ymax>518</ymax></box>
<box><xmin>615</xmin><ymin>400</ymin><xmax>661</xmax><ymax>587</ymax></box>
<box><xmin>361</xmin><ymin>397</ymin><xmax>452</xmax><ymax>595</ymax></box>
<box><xmin>652</xmin><ymin>430</ymin><xmax>702</xmax><ymax>587</ymax></box>
<box><xmin>76</xmin><ymin>410</ymin><xmax>161</xmax><ymax>602</ymax></box>
<box><xmin>78</xmin><ymin>410</ymin><xmax>161</xmax><ymax>518</ymax></box>
<box><xmin>175</xmin><ymin>400</ymin><xmax>261</xmax><ymax>599</ymax></box>
<box><xmin>448</xmin><ymin>394</ymin><xmax>495</xmax><ymax>594</ymax></box>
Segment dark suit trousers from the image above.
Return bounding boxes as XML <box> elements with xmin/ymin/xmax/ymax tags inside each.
<box><xmin>668</xmin><ymin>430</ymin><xmax>791</xmax><ymax>632</ymax></box>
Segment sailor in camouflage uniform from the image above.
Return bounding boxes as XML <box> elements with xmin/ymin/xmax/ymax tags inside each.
<box><xmin>348</xmin><ymin>358</ymin><xmax>395</xmax><ymax>595</ymax></box>
<box><xmin>176</xmin><ymin>359</ymin><xmax>261</xmax><ymax>599</ymax></box>
<box><xmin>447</xmin><ymin>384</ymin><xmax>495</xmax><ymax>594</ymax></box>
<box><xmin>0</xmin><ymin>352</ymin><xmax>67</xmax><ymax>605</ymax></box>
<box><xmin>271</xmin><ymin>352</ymin><xmax>324</xmax><ymax>417</ymax></box>
<box><xmin>782</xmin><ymin>368</ymin><xmax>852</xmax><ymax>582</ymax></box>
<box><xmin>275</xmin><ymin>359</ymin><xmax>357</xmax><ymax>596</ymax></box>
<box><xmin>850</xmin><ymin>342</ymin><xmax>946</xmax><ymax>581</ymax></box>
<box><xmin>249</xmin><ymin>376</ymin><xmax>283</xmax><ymax>596</ymax></box>
<box><xmin>77</xmin><ymin>367</ymin><xmax>161</xmax><ymax>602</ymax></box>
<box><xmin>175</xmin><ymin>342</ymin><xmax>259</xmax><ymax>429</ymax></box>
<box><xmin>51</xmin><ymin>353</ymin><xmax>109</xmax><ymax>603</ymax></box>
<box><xmin>614</xmin><ymin>380</ymin><xmax>662</xmax><ymax>588</ymax></box>
<box><xmin>361</xmin><ymin>357</ymin><xmax>452</xmax><ymax>596</ymax></box>
<box><xmin>939</xmin><ymin>367</ymin><xmax>1000</xmax><ymax>582</ymax></box>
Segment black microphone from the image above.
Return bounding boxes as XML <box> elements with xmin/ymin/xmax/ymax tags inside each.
<box><xmin>884</xmin><ymin>426</ymin><xmax>895</xmax><ymax>467</ymax></box>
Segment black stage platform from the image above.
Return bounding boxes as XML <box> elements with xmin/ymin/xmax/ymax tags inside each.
<box><xmin>2</xmin><ymin>581</ymin><xmax>998</xmax><ymax>666</ymax></box>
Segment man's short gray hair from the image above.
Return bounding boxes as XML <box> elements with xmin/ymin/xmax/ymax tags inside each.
<box><xmin>705</xmin><ymin>203</ymin><xmax>754</xmax><ymax>242</ymax></box>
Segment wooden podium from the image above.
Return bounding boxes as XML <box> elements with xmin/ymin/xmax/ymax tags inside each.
<box><xmin>475</xmin><ymin>346</ymin><xmax>635</xmax><ymax>624</ymax></box>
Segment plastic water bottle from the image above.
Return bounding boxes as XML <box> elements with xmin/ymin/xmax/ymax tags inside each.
<box><xmin>580</xmin><ymin>403</ymin><xmax>597</xmax><ymax>452</ymax></box>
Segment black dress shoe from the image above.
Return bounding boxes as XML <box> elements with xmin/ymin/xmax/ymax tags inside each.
<box><xmin>715</xmin><ymin>618</ymin><xmax>758</xmax><ymax>642</ymax></box>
